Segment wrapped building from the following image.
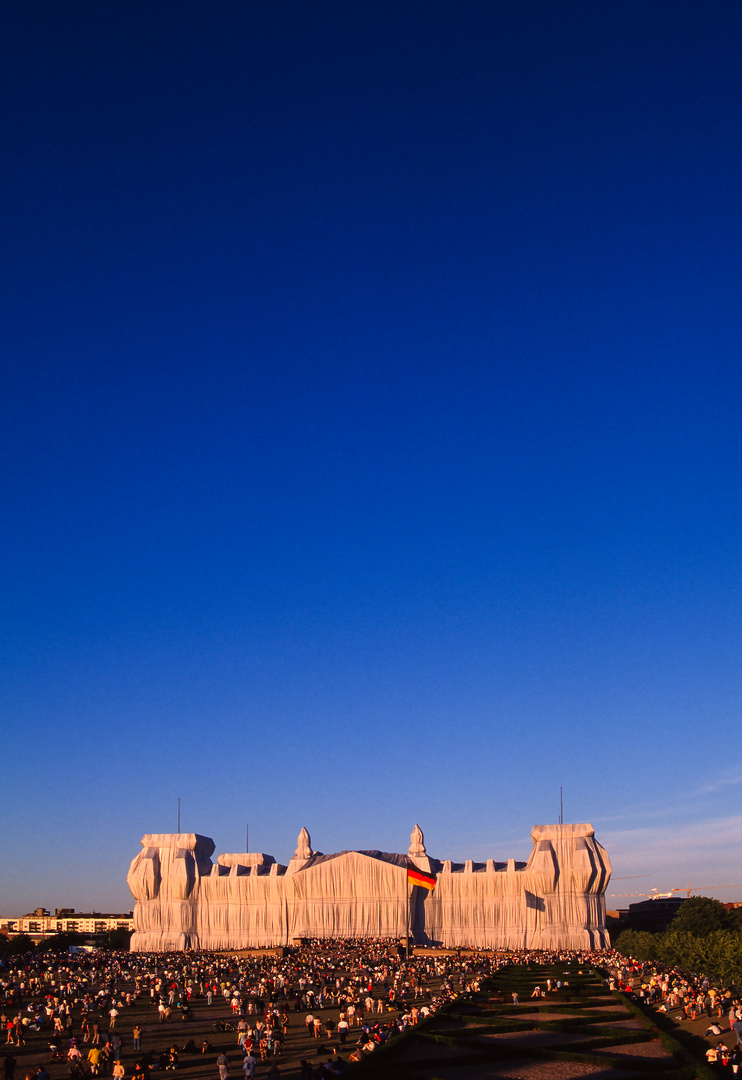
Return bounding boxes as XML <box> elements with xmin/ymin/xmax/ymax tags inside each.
<box><xmin>127</xmin><ymin>822</ymin><xmax>611</xmax><ymax>952</ymax></box>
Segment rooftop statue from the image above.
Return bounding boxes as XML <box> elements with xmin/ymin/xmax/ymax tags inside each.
<box><xmin>294</xmin><ymin>827</ymin><xmax>313</xmax><ymax>859</ymax></box>
<box><xmin>408</xmin><ymin>824</ymin><xmax>426</xmax><ymax>857</ymax></box>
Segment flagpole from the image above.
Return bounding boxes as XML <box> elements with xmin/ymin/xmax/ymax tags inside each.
<box><xmin>399</xmin><ymin>859</ymin><xmax>406</xmax><ymax>946</ymax></box>
<box><xmin>406</xmin><ymin>867</ymin><xmax>411</xmax><ymax>960</ymax></box>
<box><xmin>401</xmin><ymin>861</ymin><xmax>406</xmax><ymax>952</ymax></box>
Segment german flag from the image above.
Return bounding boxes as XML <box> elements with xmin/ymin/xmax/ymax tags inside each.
<box><xmin>407</xmin><ymin>864</ymin><xmax>436</xmax><ymax>891</ymax></box>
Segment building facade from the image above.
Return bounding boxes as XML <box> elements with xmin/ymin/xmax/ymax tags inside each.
<box><xmin>1</xmin><ymin>909</ymin><xmax>134</xmax><ymax>943</ymax></box>
<box><xmin>127</xmin><ymin>822</ymin><xmax>611</xmax><ymax>952</ymax></box>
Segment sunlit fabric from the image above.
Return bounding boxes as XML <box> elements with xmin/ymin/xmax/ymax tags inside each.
<box><xmin>127</xmin><ymin>823</ymin><xmax>611</xmax><ymax>951</ymax></box>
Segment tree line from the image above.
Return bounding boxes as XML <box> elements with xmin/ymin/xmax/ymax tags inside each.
<box><xmin>0</xmin><ymin>929</ymin><xmax>133</xmax><ymax>954</ymax></box>
<box><xmin>615</xmin><ymin>897</ymin><xmax>742</xmax><ymax>983</ymax></box>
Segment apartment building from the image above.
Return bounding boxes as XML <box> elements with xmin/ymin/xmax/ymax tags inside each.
<box><xmin>1</xmin><ymin>908</ymin><xmax>134</xmax><ymax>942</ymax></box>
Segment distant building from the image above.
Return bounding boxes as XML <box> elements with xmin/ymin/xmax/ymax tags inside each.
<box><xmin>606</xmin><ymin>897</ymin><xmax>686</xmax><ymax>938</ymax></box>
<box><xmin>0</xmin><ymin>908</ymin><xmax>134</xmax><ymax>943</ymax></box>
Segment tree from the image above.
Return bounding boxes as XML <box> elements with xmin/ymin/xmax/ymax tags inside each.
<box><xmin>36</xmin><ymin>932</ymin><xmax>85</xmax><ymax>953</ymax></box>
<box><xmin>106</xmin><ymin>928</ymin><xmax>133</xmax><ymax>950</ymax></box>
<box><xmin>659</xmin><ymin>928</ymin><xmax>742</xmax><ymax>983</ymax></box>
<box><xmin>669</xmin><ymin>897</ymin><xmax>732</xmax><ymax>937</ymax></box>
<box><xmin>614</xmin><ymin>929</ymin><xmax>659</xmax><ymax>961</ymax></box>
<box><xmin>658</xmin><ymin>929</ymin><xmax>707</xmax><ymax>971</ymax></box>
<box><xmin>8</xmin><ymin>934</ymin><xmax>35</xmax><ymax>954</ymax></box>
<box><xmin>710</xmin><ymin>931</ymin><xmax>742</xmax><ymax>983</ymax></box>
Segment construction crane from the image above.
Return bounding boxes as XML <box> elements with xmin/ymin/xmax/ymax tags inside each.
<box><xmin>607</xmin><ymin>883</ymin><xmax>742</xmax><ymax>899</ymax></box>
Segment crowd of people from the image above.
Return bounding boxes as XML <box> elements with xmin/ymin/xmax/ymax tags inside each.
<box><xmin>603</xmin><ymin>951</ymin><xmax>742</xmax><ymax>1072</ymax></box>
<box><xmin>0</xmin><ymin>939</ymin><xmax>505</xmax><ymax>1080</ymax></box>
<box><xmin>4</xmin><ymin>940</ymin><xmax>739</xmax><ymax>1079</ymax></box>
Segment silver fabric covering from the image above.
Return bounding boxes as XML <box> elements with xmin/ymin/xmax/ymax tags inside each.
<box><xmin>127</xmin><ymin>823</ymin><xmax>611</xmax><ymax>952</ymax></box>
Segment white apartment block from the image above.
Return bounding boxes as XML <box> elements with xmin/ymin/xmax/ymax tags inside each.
<box><xmin>1</xmin><ymin>908</ymin><xmax>133</xmax><ymax>941</ymax></box>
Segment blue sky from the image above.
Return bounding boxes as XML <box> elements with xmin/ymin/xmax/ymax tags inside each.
<box><xmin>2</xmin><ymin>1</ymin><xmax>742</xmax><ymax>915</ymax></box>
